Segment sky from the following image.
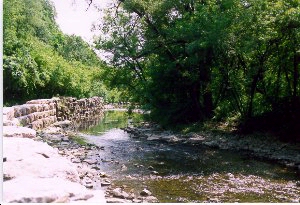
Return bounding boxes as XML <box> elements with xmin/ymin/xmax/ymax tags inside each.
<box><xmin>51</xmin><ymin>0</ymin><xmax>112</xmax><ymax>43</ymax></box>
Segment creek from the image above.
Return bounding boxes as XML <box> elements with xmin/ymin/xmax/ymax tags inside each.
<box><xmin>79</xmin><ymin>110</ymin><xmax>299</xmax><ymax>203</ymax></box>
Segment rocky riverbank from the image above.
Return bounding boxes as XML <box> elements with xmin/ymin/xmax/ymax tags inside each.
<box><xmin>3</xmin><ymin>120</ymin><xmax>158</xmax><ymax>203</ymax></box>
<box><xmin>3</xmin><ymin>113</ymin><xmax>299</xmax><ymax>203</ymax></box>
<box><xmin>37</xmin><ymin>123</ymin><xmax>159</xmax><ymax>203</ymax></box>
<box><xmin>123</xmin><ymin>123</ymin><xmax>300</xmax><ymax>172</ymax></box>
<box><xmin>3</xmin><ymin>123</ymin><xmax>106</xmax><ymax>203</ymax></box>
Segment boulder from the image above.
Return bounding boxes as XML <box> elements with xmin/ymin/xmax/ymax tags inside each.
<box><xmin>3</xmin><ymin>126</ymin><xmax>36</xmax><ymax>138</ymax></box>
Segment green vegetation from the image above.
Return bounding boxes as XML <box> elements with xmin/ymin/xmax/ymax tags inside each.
<box><xmin>71</xmin><ymin>135</ymin><xmax>88</xmax><ymax>146</ymax></box>
<box><xmin>4</xmin><ymin>0</ymin><xmax>300</xmax><ymax>141</ymax></box>
<box><xmin>3</xmin><ymin>0</ymin><xmax>119</xmax><ymax>105</ymax></box>
<box><xmin>94</xmin><ymin>0</ymin><xmax>300</xmax><ymax>141</ymax></box>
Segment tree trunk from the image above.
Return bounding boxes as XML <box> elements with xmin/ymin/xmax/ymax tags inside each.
<box><xmin>201</xmin><ymin>48</ymin><xmax>213</xmax><ymax>118</ymax></box>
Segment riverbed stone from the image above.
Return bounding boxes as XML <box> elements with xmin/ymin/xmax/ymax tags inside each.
<box><xmin>121</xmin><ymin>164</ymin><xmax>128</xmax><ymax>171</ymax></box>
<box><xmin>106</xmin><ymin>198</ymin><xmax>131</xmax><ymax>203</ymax></box>
<box><xmin>83</xmin><ymin>158</ymin><xmax>98</xmax><ymax>165</ymax></box>
<box><xmin>151</xmin><ymin>171</ymin><xmax>159</xmax><ymax>175</ymax></box>
<box><xmin>162</xmin><ymin>135</ymin><xmax>181</xmax><ymax>142</ymax></box>
<box><xmin>112</xmin><ymin>188</ymin><xmax>130</xmax><ymax>199</ymax></box>
<box><xmin>147</xmin><ymin>135</ymin><xmax>161</xmax><ymax>141</ymax></box>
<box><xmin>101</xmin><ymin>180</ymin><xmax>111</xmax><ymax>186</ymax></box>
<box><xmin>187</xmin><ymin>135</ymin><xmax>206</xmax><ymax>144</ymax></box>
<box><xmin>143</xmin><ymin>196</ymin><xmax>159</xmax><ymax>203</ymax></box>
<box><xmin>148</xmin><ymin>166</ymin><xmax>154</xmax><ymax>170</ymax></box>
<box><xmin>140</xmin><ymin>188</ymin><xmax>152</xmax><ymax>196</ymax></box>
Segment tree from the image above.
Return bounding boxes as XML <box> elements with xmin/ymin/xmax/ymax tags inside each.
<box><xmin>94</xmin><ymin>0</ymin><xmax>300</xmax><ymax>139</ymax></box>
<box><xmin>3</xmin><ymin>0</ymin><xmax>107</xmax><ymax>105</ymax></box>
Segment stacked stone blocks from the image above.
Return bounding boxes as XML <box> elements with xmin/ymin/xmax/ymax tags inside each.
<box><xmin>56</xmin><ymin>97</ymin><xmax>104</xmax><ymax>127</ymax></box>
<box><xmin>4</xmin><ymin>96</ymin><xmax>104</xmax><ymax>131</ymax></box>
<box><xmin>13</xmin><ymin>99</ymin><xmax>58</xmax><ymax>130</ymax></box>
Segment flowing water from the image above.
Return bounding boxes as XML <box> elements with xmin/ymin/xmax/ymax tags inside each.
<box><xmin>80</xmin><ymin>110</ymin><xmax>300</xmax><ymax>203</ymax></box>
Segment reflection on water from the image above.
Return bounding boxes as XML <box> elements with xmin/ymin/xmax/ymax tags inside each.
<box><xmin>80</xmin><ymin>110</ymin><xmax>144</xmax><ymax>134</ymax></box>
<box><xmin>80</xmin><ymin>111</ymin><xmax>299</xmax><ymax>203</ymax></box>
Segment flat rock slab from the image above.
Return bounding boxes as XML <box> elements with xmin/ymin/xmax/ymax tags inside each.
<box><xmin>3</xmin><ymin>126</ymin><xmax>36</xmax><ymax>138</ymax></box>
<box><xmin>3</xmin><ymin>107</ymin><xmax>15</xmax><ymax>120</ymax></box>
<box><xmin>3</xmin><ymin>137</ymin><xmax>107</xmax><ymax>203</ymax></box>
<box><xmin>3</xmin><ymin>137</ymin><xmax>80</xmax><ymax>182</ymax></box>
<box><xmin>3</xmin><ymin>118</ymin><xmax>20</xmax><ymax>126</ymax></box>
<box><xmin>3</xmin><ymin>176</ymin><xmax>106</xmax><ymax>203</ymax></box>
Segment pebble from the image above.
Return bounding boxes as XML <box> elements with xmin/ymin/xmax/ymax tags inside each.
<box><xmin>71</xmin><ymin>158</ymin><xmax>81</xmax><ymax>163</ymax></box>
<box><xmin>121</xmin><ymin>164</ymin><xmax>127</xmax><ymax>171</ymax></box>
<box><xmin>148</xmin><ymin>166</ymin><xmax>154</xmax><ymax>170</ymax></box>
<box><xmin>62</xmin><ymin>137</ymin><xmax>69</xmax><ymax>142</ymax></box>
<box><xmin>106</xmin><ymin>198</ymin><xmax>130</xmax><ymax>203</ymax></box>
<box><xmin>132</xmin><ymin>198</ymin><xmax>142</xmax><ymax>203</ymax></box>
<box><xmin>99</xmin><ymin>172</ymin><xmax>108</xmax><ymax>177</ymax></box>
<box><xmin>112</xmin><ymin>188</ymin><xmax>129</xmax><ymax>199</ymax></box>
<box><xmin>83</xmin><ymin>159</ymin><xmax>98</xmax><ymax>165</ymax></box>
<box><xmin>140</xmin><ymin>188</ymin><xmax>152</xmax><ymax>196</ymax></box>
<box><xmin>143</xmin><ymin>196</ymin><xmax>159</xmax><ymax>203</ymax></box>
<box><xmin>151</xmin><ymin>171</ymin><xmax>159</xmax><ymax>175</ymax></box>
<box><xmin>290</xmin><ymin>199</ymin><xmax>299</xmax><ymax>203</ymax></box>
<box><xmin>91</xmin><ymin>166</ymin><xmax>100</xmax><ymax>170</ymax></box>
<box><xmin>101</xmin><ymin>180</ymin><xmax>111</xmax><ymax>186</ymax></box>
<box><xmin>85</xmin><ymin>184</ymin><xmax>94</xmax><ymax>189</ymax></box>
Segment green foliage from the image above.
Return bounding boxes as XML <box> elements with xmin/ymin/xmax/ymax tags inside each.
<box><xmin>95</xmin><ymin>0</ymin><xmax>300</xmax><ymax>140</ymax></box>
<box><xmin>3</xmin><ymin>0</ymin><xmax>113</xmax><ymax>105</ymax></box>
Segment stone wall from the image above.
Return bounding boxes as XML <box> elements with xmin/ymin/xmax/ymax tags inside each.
<box><xmin>3</xmin><ymin>96</ymin><xmax>104</xmax><ymax>131</ymax></box>
<box><xmin>56</xmin><ymin>96</ymin><xmax>104</xmax><ymax>128</ymax></box>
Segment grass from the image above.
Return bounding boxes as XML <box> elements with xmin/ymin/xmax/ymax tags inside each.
<box><xmin>69</xmin><ymin>134</ymin><xmax>88</xmax><ymax>146</ymax></box>
<box><xmin>170</xmin><ymin>119</ymin><xmax>239</xmax><ymax>135</ymax></box>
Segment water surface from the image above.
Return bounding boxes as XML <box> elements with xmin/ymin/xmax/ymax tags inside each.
<box><xmin>80</xmin><ymin>111</ymin><xmax>299</xmax><ymax>202</ymax></box>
